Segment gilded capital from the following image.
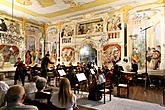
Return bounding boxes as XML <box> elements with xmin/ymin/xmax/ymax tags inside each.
<box><xmin>44</xmin><ymin>23</ymin><xmax>48</xmax><ymax>30</ymax></box>
<box><xmin>120</xmin><ymin>5</ymin><xmax>133</xmax><ymax>23</ymax></box>
<box><xmin>22</xmin><ymin>17</ymin><xmax>26</xmax><ymax>31</ymax></box>
<box><xmin>157</xmin><ymin>0</ymin><xmax>165</xmax><ymax>4</ymax></box>
<box><xmin>56</xmin><ymin>20</ymin><xmax>64</xmax><ymax>32</ymax></box>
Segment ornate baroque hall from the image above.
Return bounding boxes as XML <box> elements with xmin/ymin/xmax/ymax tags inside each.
<box><xmin>0</xmin><ymin>0</ymin><xmax>165</xmax><ymax>110</ymax></box>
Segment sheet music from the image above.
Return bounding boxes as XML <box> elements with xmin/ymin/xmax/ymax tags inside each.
<box><xmin>90</xmin><ymin>69</ymin><xmax>95</xmax><ymax>74</ymax></box>
<box><xmin>76</xmin><ymin>73</ymin><xmax>87</xmax><ymax>82</ymax></box>
<box><xmin>58</xmin><ymin>69</ymin><xmax>66</xmax><ymax>76</ymax></box>
<box><xmin>94</xmin><ymin>65</ymin><xmax>98</xmax><ymax>70</ymax></box>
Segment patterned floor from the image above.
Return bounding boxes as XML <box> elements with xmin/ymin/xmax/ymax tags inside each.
<box><xmin>77</xmin><ymin>95</ymin><xmax>165</xmax><ymax>110</ymax></box>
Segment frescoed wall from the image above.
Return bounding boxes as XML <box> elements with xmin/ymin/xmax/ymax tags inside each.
<box><xmin>61</xmin><ymin>47</ymin><xmax>75</xmax><ymax>62</ymax></box>
<box><xmin>101</xmin><ymin>44</ymin><xmax>121</xmax><ymax>66</ymax></box>
<box><xmin>0</xmin><ymin>45</ymin><xmax>19</xmax><ymax>64</ymax></box>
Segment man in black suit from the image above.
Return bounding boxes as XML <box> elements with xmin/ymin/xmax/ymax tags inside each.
<box><xmin>41</xmin><ymin>54</ymin><xmax>54</xmax><ymax>79</ymax></box>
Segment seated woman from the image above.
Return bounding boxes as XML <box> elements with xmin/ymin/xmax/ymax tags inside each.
<box><xmin>97</xmin><ymin>68</ymin><xmax>106</xmax><ymax>89</ymax></box>
<box><xmin>50</xmin><ymin>78</ymin><xmax>78</xmax><ymax>110</ymax></box>
<box><xmin>88</xmin><ymin>68</ymin><xmax>105</xmax><ymax>101</ymax></box>
<box><xmin>24</xmin><ymin>76</ymin><xmax>40</xmax><ymax>101</ymax></box>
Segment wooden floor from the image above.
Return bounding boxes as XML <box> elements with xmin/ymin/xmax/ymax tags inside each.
<box><xmin>78</xmin><ymin>85</ymin><xmax>163</xmax><ymax>110</ymax></box>
<box><xmin>119</xmin><ymin>85</ymin><xmax>163</xmax><ymax>104</ymax></box>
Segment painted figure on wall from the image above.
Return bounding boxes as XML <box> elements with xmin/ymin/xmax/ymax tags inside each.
<box><xmin>62</xmin><ymin>25</ymin><xmax>74</xmax><ymax>37</ymax></box>
<box><xmin>25</xmin><ymin>50</ymin><xmax>32</xmax><ymax>66</ymax></box>
<box><xmin>147</xmin><ymin>47</ymin><xmax>161</xmax><ymax>70</ymax></box>
<box><xmin>0</xmin><ymin>45</ymin><xmax>19</xmax><ymax>64</ymax></box>
<box><xmin>107</xmin><ymin>15</ymin><xmax>122</xmax><ymax>31</ymax></box>
<box><xmin>61</xmin><ymin>47</ymin><xmax>75</xmax><ymax>62</ymax></box>
<box><xmin>78</xmin><ymin>20</ymin><xmax>103</xmax><ymax>35</ymax></box>
<box><xmin>101</xmin><ymin>44</ymin><xmax>121</xmax><ymax>67</ymax></box>
<box><xmin>27</xmin><ymin>36</ymin><xmax>35</xmax><ymax>51</ymax></box>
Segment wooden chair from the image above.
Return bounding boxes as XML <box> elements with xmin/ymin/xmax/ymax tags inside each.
<box><xmin>117</xmin><ymin>73</ymin><xmax>129</xmax><ymax>98</ymax></box>
<box><xmin>99</xmin><ymin>81</ymin><xmax>112</xmax><ymax>104</ymax></box>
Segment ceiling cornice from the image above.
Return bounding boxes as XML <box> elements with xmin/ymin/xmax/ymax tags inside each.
<box><xmin>0</xmin><ymin>0</ymin><xmax>117</xmax><ymax>18</ymax></box>
<box><xmin>36</xmin><ymin>0</ymin><xmax>56</xmax><ymax>7</ymax></box>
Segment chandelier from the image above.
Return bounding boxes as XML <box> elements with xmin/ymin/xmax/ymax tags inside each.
<box><xmin>16</xmin><ymin>0</ymin><xmax>32</xmax><ymax>6</ymax></box>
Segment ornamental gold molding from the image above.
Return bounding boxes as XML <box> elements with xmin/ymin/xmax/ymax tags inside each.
<box><xmin>16</xmin><ymin>0</ymin><xmax>32</xmax><ymax>6</ymax></box>
<box><xmin>0</xmin><ymin>0</ymin><xmax>117</xmax><ymax>18</ymax></box>
<box><xmin>119</xmin><ymin>5</ymin><xmax>133</xmax><ymax>23</ymax></box>
<box><xmin>36</xmin><ymin>0</ymin><xmax>56</xmax><ymax>7</ymax></box>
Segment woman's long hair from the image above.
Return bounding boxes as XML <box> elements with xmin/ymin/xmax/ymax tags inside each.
<box><xmin>58</xmin><ymin>78</ymin><xmax>73</xmax><ymax>106</ymax></box>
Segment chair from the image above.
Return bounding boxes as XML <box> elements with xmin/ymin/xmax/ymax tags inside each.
<box><xmin>99</xmin><ymin>81</ymin><xmax>112</xmax><ymax>104</ymax></box>
<box><xmin>117</xmin><ymin>73</ymin><xmax>129</xmax><ymax>98</ymax></box>
<box><xmin>136</xmin><ymin>73</ymin><xmax>149</xmax><ymax>87</ymax></box>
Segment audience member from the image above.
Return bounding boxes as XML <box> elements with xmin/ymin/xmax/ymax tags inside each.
<box><xmin>50</xmin><ymin>78</ymin><xmax>78</xmax><ymax>110</ymax></box>
<box><xmin>0</xmin><ymin>85</ymin><xmax>38</xmax><ymax>110</ymax></box>
<box><xmin>0</xmin><ymin>91</ymin><xmax>5</xmax><ymax>108</ymax></box>
<box><xmin>35</xmin><ymin>77</ymin><xmax>51</xmax><ymax>104</ymax></box>
<box><xmin>0</xmin><ymin>74</ymin><xmax>9</xmax><ymax>93</ymax></box>
<box><xmin>24</xmin><ymin>76</ymin><xmax>40</xmax><ymax>100</ymax></box>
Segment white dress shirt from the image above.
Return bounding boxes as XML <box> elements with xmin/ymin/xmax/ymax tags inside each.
<box><xmin>0</xmin><ymin>81</ymin><xmax>9</xmax><ymax>93</ymax></box>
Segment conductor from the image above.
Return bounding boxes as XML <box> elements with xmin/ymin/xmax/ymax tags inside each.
<box><xmin>40</xmin><ymin>54</ymin><xmax>54</xmax><ymax>79</ymax></box>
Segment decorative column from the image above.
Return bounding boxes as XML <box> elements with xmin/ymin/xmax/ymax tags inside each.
<box><xmin>57</xmin><ymin>21</ymin><xmax>64</xmax><ymax>63</ymax></box>
<box><xmin>120</xmin><ymin>5</ymin><xmax>133</xmax><ymax>60</ymax></box>
<box><xmin>102</xmin><ymin>13</ymin><xmax>109</xmax><ymax>33</ymax></box>
<box><xmin>159</xmin><ymin>6</ymin><xmax>165</xmax><ymax>70</ymax></box>
<box><xmin>42</xmin><ymin>23</ymin><xmax>48</xmax><ymax>57</ymax></box>
<box><xmin>22</xmin><ymin>17</ymin><xmax>26</xmax><ymax>61</ymax></box>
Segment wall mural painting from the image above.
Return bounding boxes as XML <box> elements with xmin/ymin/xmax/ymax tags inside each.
<box><xmin>0</xmin><ymin>45</ymin><xmax>19</xmax><ymax>66</ymax></box>
<box><xmin>62</xmin><ymin>24</ymin><xmax>74</xmax><ymax>37</ymax></box>
<box><xmin>0</xmin><ymin>18</ymin><xmax>23</xmax><ymax>44</ymax></box>
<box><xmin>107</xmin><ymin>15</ymin><xmax>122</xmax><ymax>39</ymax></box>
<box><xmin>61</xmin><ymin>47</ymin><xmax>75</xmax><ymax>62</ymax></box>
<box><xmin>27</xmin><ymin>36</ymin><xmax>35</xmax><ymax>51</ymax></box>
<box><xmin>62</xmin><ymin>38</ymin><xmax>71</xmax><ymax>43</ymax></box>
<box><xmin>77</xmin><ymin>19</ymin><xmax>103</xmax><ymax>35</ymax></box>
<box><xmin>107</xmin><ymin>15</ymin><xmax>122</xmax><ymax>31</ymax></box>
<box><xmin>101</xmin><ymin>44</ymin><xmax>121</xmax><ymax>67</ymax></box>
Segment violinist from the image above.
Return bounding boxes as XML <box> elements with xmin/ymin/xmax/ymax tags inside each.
<box><xmin>111</xmin><ymin>61</ymin><xmax>123</xmax><ymax>86</ymax></box>
<box><xmin>14</xmin><ymin>57</ymin><xmax>26</xmax><ymax>86</ymax></box>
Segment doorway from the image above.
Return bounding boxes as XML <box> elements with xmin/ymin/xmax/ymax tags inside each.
<box><xmin>80</xmin><ymin>44</ymin><xmax>97</xmax><ymax>64</ymax></box>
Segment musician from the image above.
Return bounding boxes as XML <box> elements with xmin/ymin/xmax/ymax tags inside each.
<box><xmin>96</xmin><ymin>68</ymin><xmax>106</xmax><ymax>89</ymax></box>
<box><xmin>41</xmin><ymin>54</ymin><xmax>54</xmax><ymax>79</ymax></box>
<box><xmin>88</xmin><ymin>68</ymin><xmax>105</xmax><ymax>101</ymax></box>
<box><xmin>111</xmin><ymin>61</ymin><xmax>123</xmax><ymax>86</ymax></box>
<box><xmin>76</xmin><ymin>62</ymin><xmax>81</xmax><ymax>73</ymax></box>
<box><xmin>131</xmin><ymin>59</ymin><xmax>138</xmax><ymax>74</ymax></box>
<box><xmin>102</xmin><ymin>64</ymin><xmax>109</xmax><ymax>76</ymax></box>
<box><xmin>60</xmin><ymin>62</ymin><xmax>66</xmax><ymax>72</ymax></box>
<box><xmin>14</xmin><ymin>58</ymin><xmax>26</xmax><ymax>86</ymax></box>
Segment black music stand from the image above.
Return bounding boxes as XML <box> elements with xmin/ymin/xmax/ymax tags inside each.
<box><xmin>75</xmin><ymin>73</ymin><xmax>87</xmax><ymax>94</ymax></box>
<box><xmin>141</xmin><ymin>26</ymin><xmax>152</xmax><ymax>90</ymax></box>
<box><xmin>58</xmin><ymin>69</ymin><xmax>66</xmax><ymax>77</ymax></box>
